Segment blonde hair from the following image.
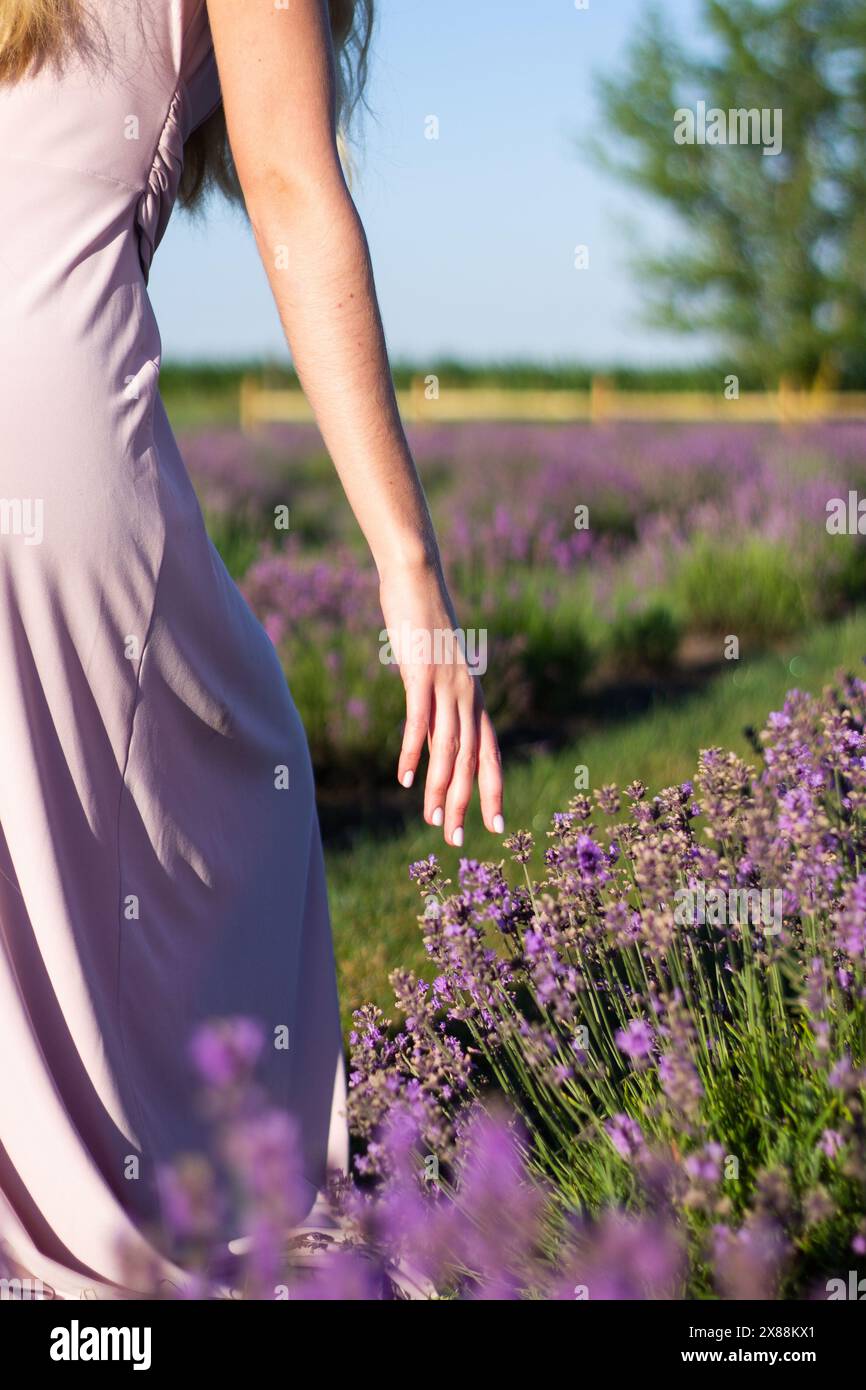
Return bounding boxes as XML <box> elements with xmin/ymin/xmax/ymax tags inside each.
<box><xmin>0</xmin><ymin>0</ymin><xmax>374</xmax><ymax>208</ymax></box>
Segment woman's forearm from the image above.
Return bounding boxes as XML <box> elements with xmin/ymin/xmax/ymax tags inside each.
<box><xmin>208</xmin><ymin>0</ymin><xmax>441</xmax><ymax>585</ymax></box>
<box><xmin>206</xmin><ymin>0</ymin><xmax>504</xmax><ymax>838</ymax></box>
<box><xmin>248</xmin><ymin>174</ymin><xmax>442</xmax><ymax>583</ymax></box>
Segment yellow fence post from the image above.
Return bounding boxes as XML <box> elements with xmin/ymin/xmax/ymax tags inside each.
<box><xmin>589</xmin><ymin>375</ymin><xmax>613</xmax><ymax>424</ymax></box>
<box><xmin>409</xmin><ymin>374</ymin><xmax>429</xmax><ymax>423</ymax></box>
<box><xmin>239</xmin><ymin>374</ymin><xmax>258</xmax><ymax>434</ymax></box>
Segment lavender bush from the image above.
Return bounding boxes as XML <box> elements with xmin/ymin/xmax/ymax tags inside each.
<box><xmin>348</xmin><ymin>671</ymin><xmax>866</xmax><ymax>1297</ymax></box>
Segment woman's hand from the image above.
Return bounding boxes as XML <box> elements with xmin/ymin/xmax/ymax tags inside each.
<box><xmin>379</xmin><ymin>561</ymin><xmax>504</xmax><ymax>848</ymax></box>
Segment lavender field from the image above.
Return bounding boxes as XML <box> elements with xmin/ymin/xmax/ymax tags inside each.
<box><xmin>73</xmin><ymin>416</ymin><xmax>866</xmax><ymax>1300</ymax></box>
<box><xmin>182</xmin><ymin>419</ymin><xmax>866</xmax><ymax>787</ymax></box>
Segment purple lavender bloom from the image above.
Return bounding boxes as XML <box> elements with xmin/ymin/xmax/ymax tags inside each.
<box><xmin>819</xmin><ymin>1129</ymin><xmax>844</xmax><ymax>1159</ymax></box>
<box><xmin>712</xmin><ymin>1220</ymin><xmax>788</xmax><ymax>1300</ymax></box>
<box><xmin>575</xmin><ymin>833</ymin><xmax>606</xmax><ymax>880</ymax></box>
<box><xmin>189</xmin><ymin>1018</ymin><xmax>266</xmax><ymax>1089</ymax></box>
<box><xmin>557</xmin><ymin>1212</ymin><xmax>685</xmax><ymax>1301</ymax></box>
<box><xmin>615</xmin><ymin>1019</ymin><xmax>655</xmax><ymax>1060</ymax></box>
<box><xmin>605</xmin><ymin>1113</ymin><xmax>645</xmax><ymax>1161</ymax></box>
<box><xmin>156</xmin><ymin>1155</ymin><xmax>223</xmax><ymax>1245</ymax></box>
<box><xmin>289</xmin><ymin>1250</ymin><xmax>391</xmax><ymax>1301</ymax></box>
<box><xmin>684</xmin><ymin>1142</ymin><xmax>724</xmax><ymax>1184</ymax></box>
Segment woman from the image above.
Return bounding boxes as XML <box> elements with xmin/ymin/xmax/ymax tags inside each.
<box><xmin>0</xmin><ymin>0</ymin><xmax>503</xmax><ymax>1296</ymax></box>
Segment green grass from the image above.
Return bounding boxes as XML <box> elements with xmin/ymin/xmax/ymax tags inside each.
<box><xmin>673</xmin><ymin>536</ymin><xmax>812</xmax><ymax>640</ymax></box>
<box><xmin>161</xmin><ymin>385</ymin><xmax>240</xmax><ymax>431</ymax></box>
<box><xmin>327</xmin><ymin>607</ymin><xmax>866</xmax><ymax>1029</ymax></box>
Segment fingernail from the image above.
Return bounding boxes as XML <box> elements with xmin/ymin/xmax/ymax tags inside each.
<box><xmin>401</xmin><ymin>770</ymin><xmax>414</xmax><ymax>788</ymax></box>
<box><xmin>432</xmin><ymin>807</ymin><xmax>444</xmax><ymax>827</ymax></box>
<box><xmin>493</xmin><ymin>814</ymin><xmax>505</xmax><ymax>834</ymax></box>
<box><xmin>452</xmin><ymin>827</ymin><xmax>464</xmax><ymax>848</ymax></box>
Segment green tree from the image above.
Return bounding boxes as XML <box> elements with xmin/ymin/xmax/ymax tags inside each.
<box><xmin>596</xmin><ymin>0</ymin><xmax>866</xmax><ymax>387</ymax></box>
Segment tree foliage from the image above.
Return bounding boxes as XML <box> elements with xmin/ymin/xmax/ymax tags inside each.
<box><xmin>596</xmin><ymin>0</ymin><xmax>866</xmax><ymax>387</ymax></box>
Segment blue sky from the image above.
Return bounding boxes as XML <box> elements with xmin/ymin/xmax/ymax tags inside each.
<box><xmin>150</xmin><ymin>0</ymin><xmax>705</xmax><ymax>366</ymax></box>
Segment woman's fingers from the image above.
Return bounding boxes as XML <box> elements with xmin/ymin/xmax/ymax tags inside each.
<box><xmin>424</xmin><ymin>694</ymin><xmax>459</xmax><ymax>832</ymax></box>
<box><xmin>398</xmin><ymin>672</ymin><xmax>432</xmax><ymax>788</ymax></box>
<box><xmin>443</xmin><ymin>690</ymin><xmax>478</xmax><ymax>848</ymax></box>
<box><xmin>400</xmin><ymin>669</ymin><xmax>503</xmax><ymax>846</ymax></box>
<box><xmin>478</xmin><ymin>708</ymin><xmax>504</xmax><ymax>834</ymax></box>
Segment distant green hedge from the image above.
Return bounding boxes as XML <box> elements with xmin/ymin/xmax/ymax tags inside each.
<box><xmin>160</xmin><ymin>359</ymin><xmax>779</xmax><ymax>396</ymax></box>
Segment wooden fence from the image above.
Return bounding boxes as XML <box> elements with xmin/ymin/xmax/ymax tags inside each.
<box><xmin>239</xmin><ymin>374</ymin><xmax>866</xmax><ymax>433</ymax></box>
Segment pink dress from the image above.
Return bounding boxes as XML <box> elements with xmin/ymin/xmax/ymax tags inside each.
<box><xmin>0</xmin><ymin>0</ymin><xmax>347</xmax><ymax>1296</ymax></box>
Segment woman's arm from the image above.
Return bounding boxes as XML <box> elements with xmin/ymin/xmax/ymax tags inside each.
<box><xmin>206</xmin><ymin>0</ymin><xmax>503</xmax><ymax>846</ymax></box>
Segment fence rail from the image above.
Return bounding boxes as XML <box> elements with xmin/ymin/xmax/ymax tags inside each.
<box><xmin>239</xmin><ymin>374</ymin><xmax>866</xmax><ymax>432</ymax></box>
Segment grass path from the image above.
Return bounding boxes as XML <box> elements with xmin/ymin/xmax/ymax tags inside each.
<box><xmin>327</xmin><ymin>609</ymin><xmax>866</xmax><ymax>1028</ymax></box>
